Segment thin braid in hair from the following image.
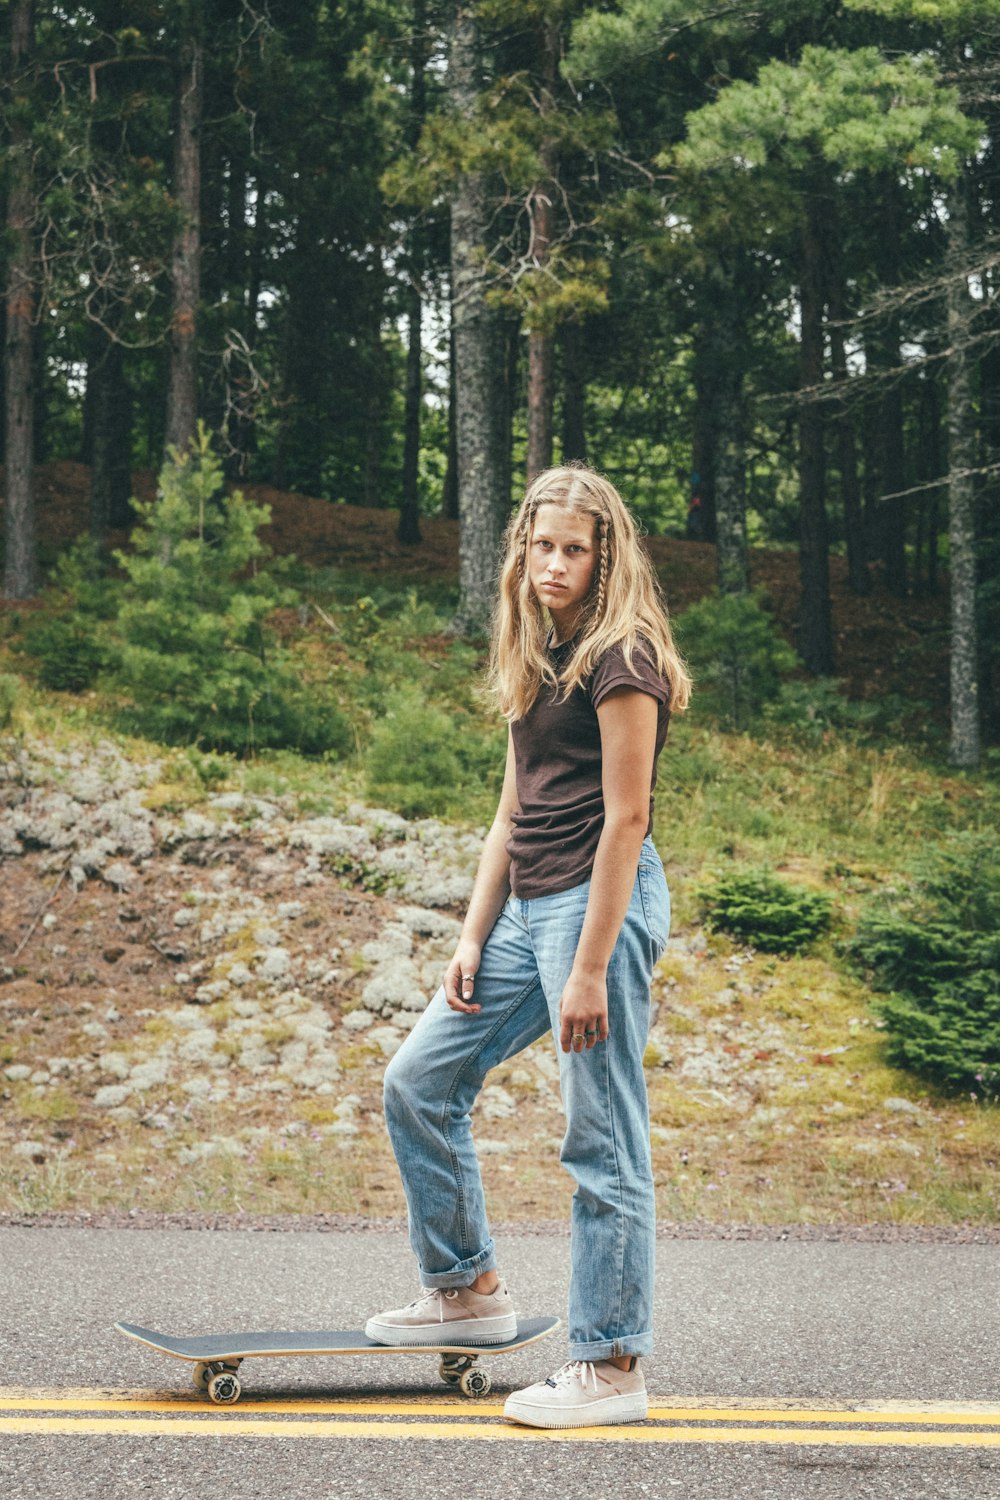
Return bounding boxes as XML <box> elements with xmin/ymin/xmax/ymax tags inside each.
<box><xmin>594</xmin><ymin>516</ymin><xmax>609</xmax><ymax>620</ymax></box>
<box><xmin>515</xmin><ymin>499</ymin><xmax>537</xmax><ymax>580</ymax></box>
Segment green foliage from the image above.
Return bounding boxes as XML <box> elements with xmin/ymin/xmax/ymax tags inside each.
<box><xmin>21</xmin><ymin>538</ymin><xmax>119</xmax><ymax>692</ymax></box>
<box><xmin>698</xmin><ymin>867</ymin><xmax>833</xmax><ymax>953</ymax></box>
<box><xmin>365</xmin><ymin>689</ymin><xmax>506</xmax><ymax>818</ymax></box>
<box><xmin>675</xmin><ymin>592</ymin><xmax>797</xmax><ymax>730</ymax></box>
<box><xmin>108</xmin><ymin>427</ymin><xmax>351</xmax><ymax>759</ymax></box>
<box><xmin>184</xmin><ymin>748</ymin><xmax>232</xmax><ymax>790</ymax></box>
<box><xmin>846</xmin><ymin>833</ymin><xmax>1000</xmax><ymax>1096</ymax></box>
<box><xmin>845</xmin><ymin>0</ymin><xmax>995</xmax><ymax>25</ymax></box>
<box><xmin>674</xmin><ymin>45</ymin><xmax>978</xmax><ymax>183</ymax></box>
<box><xmin>761</xmin><ymin>678</ymin><xmax>872</xmax><ymax>743</ymax></box>
<box><xmin>0</xmin><ymin>673</ymin><xmax>21</xmax><ymax>731</ymax></box>
<box><xmin>876</xmin><ymin>980</ymin><xmax>1000</xmax><ymax>1101</ymax></box>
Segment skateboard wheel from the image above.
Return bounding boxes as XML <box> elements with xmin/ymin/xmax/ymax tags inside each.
<box><xmin>192</xmin><ymin>1363</ymin><xmax>212</xmax><ymax>1391</ymax></box>
<box><xmin>459</xmin><ymin>1367</ymin><xmax>491</xmax><ymax>1398</ymax></box>
<box><xmin>207</xmin><ymin>1371</ymin><xmax>242</xmax><ymax>1405</ymax></box>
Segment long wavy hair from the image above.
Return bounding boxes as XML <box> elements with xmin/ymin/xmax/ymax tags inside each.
<box><xmin>488</xmin><ymin>464</ymin><xmax>692</xmax><ymax>722</ymax></box>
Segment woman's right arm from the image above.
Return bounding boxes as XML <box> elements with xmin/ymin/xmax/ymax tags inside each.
<box><xmin>444</xmin><ymin>729</ymin><xmax>519</xmax><ymax>1014</ymax></box>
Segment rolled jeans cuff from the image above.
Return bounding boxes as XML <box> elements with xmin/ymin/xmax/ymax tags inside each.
<box><xmin>569</xmin><ymin>1331</ymin><xmax>654</xmax><ymax>1361</ymax></box>
<box><xmin>417</xmin><ymin>1238</ymin><xmax>498</xmax><ymax>1289</ymax></box>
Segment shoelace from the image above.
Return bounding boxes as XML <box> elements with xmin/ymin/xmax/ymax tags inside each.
<box><xmin>545</xmin><ymin>1360</ymin><xmax>599</xmax><ymax>1393</ymax></box>
<box><xmin>404</xmin><ymin>1287</ymin><xmax>462</xmax><ymax>1322</ymax></box>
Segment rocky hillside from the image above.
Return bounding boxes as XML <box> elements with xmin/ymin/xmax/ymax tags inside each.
<box><xmin>2</xmin><ymin>729</ymin><xmax>994</xmax><ymax>1227</ymax></box>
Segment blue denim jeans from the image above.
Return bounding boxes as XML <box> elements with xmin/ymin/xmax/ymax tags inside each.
<box><xmin>381</xmin><ymin>836</ymin><xmax>670</xmax><ymax>1361</ymax></box>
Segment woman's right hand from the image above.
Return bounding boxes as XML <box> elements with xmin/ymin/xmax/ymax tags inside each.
<box><xmin>444</xmin><ymin>939</ymin><xmax>483</xmax><ymax>1014</ymax></box>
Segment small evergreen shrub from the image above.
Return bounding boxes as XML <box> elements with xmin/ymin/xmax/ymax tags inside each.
<box><xmin>761</xmin><ymin>678</ymin><xmax>930</xmax><ymax>746</ymax></box>
<box><xmin>22</xmin><ymin>537</ymin><xmax>118</xmax><ymax>692</ymax></box>
<box><xmin>698</xmin><ymin>868</ymin><xmax>833</xmax><ymax>953</ymax></box>
<box><xmin>365</xmin><ymin>689</ymin><xmax>505</xmax><ymax>818</ymax></box>
<box><xmin>761</xmin><ymin>678</ymin><xmax>876</xmax><ymax>743</ymax></box>
<box><xmin>675</xmin><ymin>592</ymin><xmax>796</xmax><ymax>730</ymax></box>
<box><xmin>846</xmin><ymin>833</ymin><xmax>1000</xmax><ymax>1097</ymax></box>
<box><xmin>875</xmin><ymin>979</ymin><xmax>1000</xmax><ymax>1101</ymax></box>
<box><xmin>0</xmin><ymin>672</ymin><xmax>20</xmax><ymax>730</ymax></box>
<box><xmin>108</xmin><ymin>426</ymin><xmax>351</xmax><ymax>758</ymax></box>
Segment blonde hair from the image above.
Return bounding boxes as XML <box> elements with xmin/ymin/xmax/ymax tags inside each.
<box><xmin>488</xmin><ymin>464</ymin><xmax>692</xmax><ymax>721</ymax></box>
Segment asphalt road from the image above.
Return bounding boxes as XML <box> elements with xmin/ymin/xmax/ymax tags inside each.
<box><xmin>1</xmin><ymin>1224</ymin><xmax>998</xmax><ymax>1500</ymax></box>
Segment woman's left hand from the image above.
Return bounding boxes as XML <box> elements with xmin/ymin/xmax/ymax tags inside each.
<box><xmin>559</xmin><ymin>970</ymin><xmax>609</xmax><ymax>1053</ymax></box>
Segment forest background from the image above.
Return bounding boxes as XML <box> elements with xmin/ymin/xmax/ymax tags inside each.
<box><xmin>0</xmin><ymin>0</ymin><xmax>997</xmax><ymax>1225</ymax></box>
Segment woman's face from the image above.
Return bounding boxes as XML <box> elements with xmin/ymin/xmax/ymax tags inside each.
<box><xmin>528</xmin><ymin>503</ymin><xmax>598</xmax><ymax>641</ymax></box>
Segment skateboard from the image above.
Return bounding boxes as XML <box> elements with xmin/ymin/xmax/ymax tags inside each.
<box><xmin>115</xmin><ymin>1316</ymin><xmax>561</xmax><ymax>1405</ymax></box>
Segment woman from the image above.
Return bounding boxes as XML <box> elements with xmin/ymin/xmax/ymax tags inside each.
<box><xmin>366</xmin><ymin>464</ymin><xmax>691</xmax><ymax>1428</ymax></box>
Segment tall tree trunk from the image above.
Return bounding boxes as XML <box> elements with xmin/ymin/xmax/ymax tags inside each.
<box><xmin>448</xmin><ymin>5</ymin><xmax>508</xmax><ymax>634</ymax></box>
<box><xmin>0</xmin><ymin>291</ymin><xmax>6</xmax><ymax>466</ymax></box>
<box><xmin>398</xmin><ymin>258</ymin><xmax>424</xmax><ymax>541</ymax></box>
<box><xmin>164</xmin><ymin>1</ymin><xmax>203</xmax><ymax>456</ymax></box>
<box><xmin>560</xmin><ymin>319</ymin><xmax>587</xmax><ymax>462</ymax></box>
<box><xmin>31</xmin><ymin>310</ymin><xmax>46</xmax><ymax>462</ymax></box>
<box><xmin>798</xmin><ymin>191</ymin><xmax>834</xmax><ymax>674</ymax></box>
<box><xmin>916</xmin><ymin>372</ymin><xmax>943</xmax><ymax>594</ymax></box>
<box><xmin>398</xmin><ymin>0</ymin><xmax>428</xmax><ymax>546</ymax></box>
<box><xmin>871</xmin><ymin>172</ymin><xmax>907</xmax><ymax>595</ymax></box>
<box><xmin>525</xmin><ymin>18</ymin><xmax>559</xmax><ymax>482</ymax></box>
<box><xmin>860</xmin><ymin>354</ymin><xmax>878</xmax><ymax>564</ymax></box>
<box><xmin>88</xmin><ymin>323</ymin><xmax>133</xmax><ymax>536</ymax></box>
<box><xmin>2</xmin><ymin>0</ymin><xmax>37</xmax><ymax>599</ymax></box>
<box><xmin>362</xmin><ymin>324</ymin><xmax>386</xmax><ymax>509</ymax></box>
<box><xmin>977</xmin><ymin>277</ymin><xmax>1000</xmax><ymax>741</ymax></box>
<box><xmin>946</xmin><ymin>174</ymin><xmax>980</xmax><ymax>768</ymax></box>
<box><xmin>825</xmin><ymin>205</ymin><xmax>869</xmax><ymax>596</ymax></box>
<box><xmin>228</xmin><ymin>171</ymin><xmax>262</xmax><ymax>476</ymax></box>
<box><xmin>706</xmin><ymin>258</ymin><xmax>748</xmax><ymax>595</ymax></box>
<box><xmin>442</xmin><ymin>297</ymin><xmax>459</xmax><ymax>519</ymax></box>
<box><xmin>198</xmin><ymin>128</ymin><xmax>225</xmax><ymax>440</ymax></box>
<box><xmin>691</xmin><ymin>336</ymin><xmax>718</xmax><ymax>544</ymax></box>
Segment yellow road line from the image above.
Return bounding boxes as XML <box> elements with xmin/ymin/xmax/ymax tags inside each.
<box><xmin>1</xmin><ymin>1416</ymin><xmax>999</xmax><ymax>1446</ymax></box>
<box><xmin>6</xmin><ymin>1388</ymin><xmax>1000</xmax><ymax>1416</ymax></box>
<box><xmin>1</xmin><ymin>1396</ymin><xmax>1000</xmax><ymax>1427</ymax></box>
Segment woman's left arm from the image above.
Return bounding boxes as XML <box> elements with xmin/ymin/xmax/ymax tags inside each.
<box><xmin>558</xmin><ymin>685</ymin><xmax>659</xmax><ymax>1053</ymax></box>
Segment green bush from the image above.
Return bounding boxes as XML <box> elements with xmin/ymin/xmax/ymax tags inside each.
<box><xmin>365</xmin><ymin>689</ymin><xmax>505</xmax><ymax>818</ymax></box>
<box><xmin>698</xmin><ymin>867</ymin><xmax>833</xmax><ymax>953</ymax></box>
<box><xmin>675</xmin><ymin>592</ymin><xmax>796</xmax><ymax>730</ymax></box>
<box><xmin>760</xmin><ymin>677</ymin><xmax>931</xmax><ymax>746</ymax></box>
<box><xmin>0</xmin><ymin>672</ymin><xmax>20</xmax><ymax>731</ymax></box>
<box><xmin>761</xmin><ymin>677</ymin><xmax>876</xmax><ymax>743</ymax></box>
<box><xmin>108</xmin><ymin>425</ymin><xmax>351</xmax><ymax>758</ymax></box>
<box><xmin>21</xmin><ymin>537</ymin><xmax>119</xmax><ymax>692</ymax></box>
<box><xmin>846</xmin><ymin>833</ymin><xmax>1000</xmax><ymax>1097</ymax></box>
<box><xmin>876</xmin><ymin>978</ymin><xmax>1000</xmax><ymax>1100</ymax></box>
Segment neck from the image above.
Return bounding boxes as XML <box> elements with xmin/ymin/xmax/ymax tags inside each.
<box><xmin>549</xmin><ymin>611</ymin><xmax>581</xmax><ymax>646</ymax></box>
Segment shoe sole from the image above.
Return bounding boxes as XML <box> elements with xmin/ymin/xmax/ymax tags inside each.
<box><xmin>364</xmin><ymin>1315</ymin><xmax>518</xmax><ymax>1348</ymax></box>
<box><xmin>503</xmin><ymin>1395</ymin><xmax>648</xmax><ymax>1429</ymax></box>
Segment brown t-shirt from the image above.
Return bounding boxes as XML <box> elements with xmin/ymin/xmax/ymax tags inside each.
<box><xmin>506</xmin><ymin>636</ymin><xmax>670</xmax><ymax>900</ymax></box>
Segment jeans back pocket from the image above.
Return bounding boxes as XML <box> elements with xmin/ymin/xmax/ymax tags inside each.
<box><xmin>638</xmin><ymin>859</ymin><xmax>670</xmax><ymax>954</ymax></box>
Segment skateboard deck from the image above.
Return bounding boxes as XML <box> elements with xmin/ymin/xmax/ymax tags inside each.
<box><xmin>115</xmin><ymin>1316</ymin><xmax>561</xmax><ymax>1404</ymax></box>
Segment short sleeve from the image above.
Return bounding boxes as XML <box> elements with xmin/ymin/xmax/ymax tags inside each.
<box><xmin>589</xmin><ymin>638</ymin><xmax>669</xmax><ymax>710</ymax></box>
